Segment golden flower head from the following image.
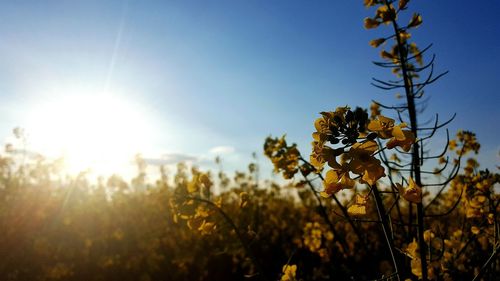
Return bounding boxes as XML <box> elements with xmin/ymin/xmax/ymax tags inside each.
<box><xmin>347</xmin><ymin>194</ymin><xmax>368</xmax><ymax>217</ymax></box>
<box><xmin>398</xmin><ymin>177</ymin><xmax>422</xmax><ymax>203</ymax></box>
<box><xmin>348</xmin><ymin>141</ymin><xmax>386</xmax><ymax>185</ymax></box>
<box><xmin>321</xmin><ymin>167</ymin><xmax>355</xmax><ymax>197</ymax></box>
<box><xmin>281</xmin><ymin>264</ymin><xmax>297</xmax><ymax>281</ymax></box>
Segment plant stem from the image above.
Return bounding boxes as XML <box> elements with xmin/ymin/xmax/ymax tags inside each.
<box><xmin>384</xmin><ymin>0</ymin><xmax>428</xmax><ymax>278</ymax></box>
<box><xmin>472</xmin><ymin>242</ymin><xmax>499</xmax><ymax>281</ymax></box>
<box><xmin>372</xmin><ymin>184</ymin><xmax>401</xmax><ymax>281</ymax></box>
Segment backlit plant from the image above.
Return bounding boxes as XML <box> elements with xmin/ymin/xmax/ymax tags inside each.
<box><xmin>263</xmin><ymin>0</ymin><xmax>499</xmax><ymax>280</ymax></box>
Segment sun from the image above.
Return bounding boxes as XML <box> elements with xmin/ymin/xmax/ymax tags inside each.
<box><xmin>25</xmin><ymin>93</ymin><xmax>155</xmax><ymax>175</ymax></box>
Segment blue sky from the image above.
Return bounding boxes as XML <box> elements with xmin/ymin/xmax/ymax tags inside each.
<box><xmin>0</xmin><ymin>0</ymin><xmax>498</xmax><ymax>178</ymax></box>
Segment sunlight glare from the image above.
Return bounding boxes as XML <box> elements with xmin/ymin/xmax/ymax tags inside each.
<box><xmin>26</xmin><ymin>93</ymin><xmax>154</xmax><ymax>175</ymax></box>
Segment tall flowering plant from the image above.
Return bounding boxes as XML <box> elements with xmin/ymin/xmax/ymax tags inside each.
<box><xmin>264</xmin><ymin>1</ymin><xmax>498</xmax><ymax>280</ymax></box>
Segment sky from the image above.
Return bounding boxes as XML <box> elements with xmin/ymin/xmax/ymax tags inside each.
<box><xmin>0</xmin><ymin>0</ymin><xmax>498</xmax><ymax>179</ymax></box>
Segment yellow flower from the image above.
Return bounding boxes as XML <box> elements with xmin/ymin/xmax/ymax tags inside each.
<box><xmin>471</xmin><ymin>226</ymin><xmax>480</xmax><ymax>235</ymax></box>
<box><xmin>324</xmin><ymin>231</ymin><xmax>334</xmax><ymax>241</ymax></box>
<box><xmin>398</xmin><ymin>177</ymin><xmax>422</xmax><ymax>203</ymax></box>
<box><xmin>408</xmin><ymin>13</ymin><xmax>423</xmax><ymax>28</ymax></box>
<box><xmin>239</xmin><ymin>192</ymin><xmax>249</xmax><ymax>208</ymax></box>
<box><xmin>448</xmin><ymin>139</ymin><xmax>457</xmax><ymax>150</ymax></box>
<box><xmin>370</xmin><ymin>102</ymin><xmax>381</xmax><ymax>118</ymax></box>
<box><xmin>410</xmin><ymin>258</ymin><xmax>422</xmax><ymax>279</ymax></box>
<box><xmin>347</xmin><ymin>194</ymin><xmax>368</xmax><ymax>216</ymax></box>
<box><xmin>380</xmin><ymin>50</ymin><xmax>396</xmax><ymax>61</ymax></box>
<box><xmin>423</xmin><ymin>229</ymin><xmax>435</xmax><ymax>243</ymax></box>
<box><xmin>390</xmin><ymin>153</ymin><xmax>401</xmax><ymax>163</ymax></box>
<box><xmin>310</xmin><ymin>142</ymin><xmax>343</xmax><ymax>171</ymax></box>
<box><xmin>398</xmin><ymin>31</ymin><xmax>411</xmax><ymax>42</ymax></box>
<box><xmin>281</xmin><ymin>264</ymin><xmax>297</xmax><ymax>281</ymax></box>
<box><xmin>349</xmin><ymin>140</ymin><xmax>378</xmax><ymax>159</ymax></box>
<box><xmin>187</xmin><ymin>173</ymin><xmax>212</xmax><ymax>193</ymax></box>
<box><xmin>466</xmin><ymin>207</ymin><xmax>481</xmax><ymax>219</ymax></box>
<box><xmin>314</xmin><ymin>117</ymin><xmax>330</xmax><ymax>136</ymax></box>
<box><xmin>363</xmin><ymin>0</ymin><xmax>377</xmax><ymax>7</ymax></box>
<box><xmin>406</xmin><ymin>239</ymin><xmax>419</xmax><ymax>258</ymax></box>
<box><xmin>348</xmin><ymin>141</ymin><xmax>386</xmax><ymax>185</ymax></box>
<box><xmin>360</xmin><ymin>162</ymin><xmax>386</xmax><ymax>186</ymax></box>
<box><xmin>369</xmin><ymin>38</ymin><xmax>386</xmax><ymax>48</ymax></box>
<box><xmin>454</xmin><ymin>130</ymin><xmax>481</xmax><ymax>155</ymax></box>
<box><xmin>321</xmin><ymin>168</ymin><xmax>355</xmax><ymax>197</ymax></box>
<box><xmin>375</xmin><ymin>4</ymin><xmax>396</xmax><ymax>23</ymax></box>
<box><xmin>198</xmin><ymin>221</ymin><xmax>216</xmax><ymax>235</ymax></box>
<box><xmin>409</xmin><ymin>43</ymin><xmax>423</xmax><ymax>65</ymax></box>
<box><xmin>403</xmin><ymin>239</ymin><xmax>425</xmax><ymax>278</ymax></box>
<box><xmin>367</xmin><ymin>115</ymin><xmax>399</xmax><ymax>139</ymax></box>
<box><xmin>488</xmin><ymin>213</ymin><xmax>495</xmax><ymax>224</ymax></box>
<box><xmin>438</xmin><ymin>156</ymin><xmax>446</xmax><ymax>164</ymax></box>
<box><xmin>399</xmin><ymin>0</ymin><xmax>409</xmax><ymax>10</ymax></box>
<box><xmin>364</xmin><ymin>17</ymin><xmax>380</xmax><ymax>29</ymax></box>
<box><xmin>314</xmin><ymin>107</ymin><xmax>349</xmax><ymax>133</ymax></box>
<box><xmin>264</xmin><ymin>135</ymin><xmax>301</xmax><ymax>179</ymax></box>
<box><xmin>368</xmin><ymin>115</ymin><xmax>415</xmax><ymax>151</ymax></box>
<box><xmin>386</xmin><ymin>129</ymin><xmax>415</xmax><ymax>152</ymax></box>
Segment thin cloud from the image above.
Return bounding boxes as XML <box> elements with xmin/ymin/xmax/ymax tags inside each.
<box><xmin>209</xmin><ymin>145</ymin><xmax>235</xmax><ymax>155</ymax></box>
<box><xmin>143</xmin><ymin>153</ymin><xmax>198</xmax><ymax>166</ymax></box>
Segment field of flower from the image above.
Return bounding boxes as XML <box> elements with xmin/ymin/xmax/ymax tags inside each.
<box><xmin>0</xmin><ymin>136</ymin><xmax>498</xmax><ymax>281</ymax></box>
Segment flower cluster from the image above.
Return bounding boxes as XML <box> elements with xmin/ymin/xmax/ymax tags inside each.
<box><xmin>364</xmin><ymin>0</ymin><xmax>424</xmax><ymax>77</ymax></box>
<box><xmin>280</xmin><ymin>264</ymin><xmax>297</xmax><ymax>281</ymax></box>
<box><xmin>264</xmin><ymin>135</ymin><xmax>301</xmax><ymax>179</ymax></box>
<box><xmin>310</xmin><ymin>107</ymin><xmax>415</xmax><ymax>197</ymax></box>
<box><xmin>448</xmin><ymin>130</ymin><xmax>481</xmax><ymax>156</ymax></box>
<box><xmin>297</xmin><ymin>221</ymin><xmax>335</xmax><ymax>263</ymax></box>
<box><xmin>169</xmin><ymin>170</ymin><xmax>218</xmax><ymax>235</ymax></box>
<box><xmin>367</xmin><ymin>115</ymin><xmax>415</xmax><ymax>152</ymax></box>
<box><xmin>461</xmin><ymin>169</ymin><xmax>499</xmax><ymax>220</ymax></box>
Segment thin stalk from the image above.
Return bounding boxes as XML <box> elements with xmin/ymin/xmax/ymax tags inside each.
<box><xmin>471</xmin><ymin>243</ymin><xmax>499</xmax><ymax>281</ymax></box>
<box><xmin>377</xmin><ymin>140</ymin><xmax>407</xmax><ymax>238</ymax></box>
<box><xmin>372</xmin><ymin>183</ymin><xmax>401</xmax><ymax>281</ymax></box>
<box><xmin>384</xmin><ymin>1</ymin><xmax>428</xmax><ymax>278</ymax></box>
